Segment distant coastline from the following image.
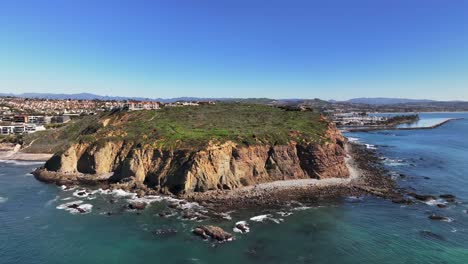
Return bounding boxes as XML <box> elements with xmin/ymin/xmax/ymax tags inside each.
<box><xmin>343</xmin><ymin>118</ymin><xmax>463</xmax><ymax>133</ymax></box>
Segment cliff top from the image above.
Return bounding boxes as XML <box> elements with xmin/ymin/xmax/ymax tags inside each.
<box><xmin>23</xmin><ymin>103</ymin><xmax>330</xmax><ymax>152</ymax></box>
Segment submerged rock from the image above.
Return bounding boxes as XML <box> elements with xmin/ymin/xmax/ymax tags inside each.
<box><xmin>428</xmin><ymin>214</ymin><xmax>451</xmax><ymax>221</ymax></box>
<box><xmin>153</xmin><ymin>228</ymin><xmax>178</xmax><ymax>237</ymax></box>
<box><xmin>408</xmin><ymin>193</ymin><xmax>436</xmax><ymax>202</ymax></box>
<box><xmin>128</xmin><ymin>202</ymin><xmax>147</xmax><ymax>210</ymax></box>
<box><xmin>439</xmin><ymin>194</ymin><xmax>456</xmax><ymax>199</ymax></box>
<box><xmin>193</xmin><ymin>225</ymin><xmax>233</xmax><ymax>242</ymax></box>
<box><xmin>419</xmin><ymin>231</ymin><xmax>446</xmax><ymax>241</ymax></box>
<box><xmin>391</xmin><ymin>195</ymin><xmax>412</xmax><ymax>204</ymax></box>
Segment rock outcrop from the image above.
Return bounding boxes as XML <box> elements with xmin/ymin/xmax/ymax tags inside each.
<box><xmin>33</xmin><ymin>125</ymin><xmax>349</xmax><ymax>194</ymax></box>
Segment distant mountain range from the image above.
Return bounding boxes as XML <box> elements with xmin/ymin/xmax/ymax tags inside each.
<box><xmin>342</xmin><ymin>97</ymin><xmax>438</xmax><ymax>105</ymax></box>
<box><xmin>0</xmin><ymin>93</ymin><xmax>465</xmax><ymax>105</ymax></box>
<box><xmin>0</xmin><ymin>92</ymin><xmax>213</xmax><ymax>103</ymax></box>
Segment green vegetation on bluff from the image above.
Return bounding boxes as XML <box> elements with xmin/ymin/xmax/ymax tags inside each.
<box><xmin>23</xmin><ymin>103</ymin><xmax>330</xmax><ymax>152</ymax></box>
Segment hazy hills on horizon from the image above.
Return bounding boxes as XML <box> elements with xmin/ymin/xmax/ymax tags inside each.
<box><xmin>0</xmin><ymin>92</ymin><xmax>465</xmax><ymax>105</ymax></box>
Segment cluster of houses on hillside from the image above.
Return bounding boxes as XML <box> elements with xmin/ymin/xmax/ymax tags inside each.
<box><xmin>332</xmin><ymin>112</ymin><xmax>388</xmax><ymax>127</ymax></box>
<box><xmin>0</xmin><ymin>114</ymin><xmax>72</xmax><ymax>135</ymax></box>
<box><xmin>0</xmin><ymin>96</ymin><xmax>216</xmax><ymax>135</ymax></box>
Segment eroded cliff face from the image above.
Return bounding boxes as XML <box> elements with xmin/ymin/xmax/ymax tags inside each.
<box><xmin>35</xmin><ymin>126</ymin><xmax>349</xmax><ymax>194</ymax></box>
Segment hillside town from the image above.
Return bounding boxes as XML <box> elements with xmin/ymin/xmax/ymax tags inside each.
<box><xmin>0</xmin><ymin>96</ymin><xmax>215</xmax><ymax>135</ymax></box>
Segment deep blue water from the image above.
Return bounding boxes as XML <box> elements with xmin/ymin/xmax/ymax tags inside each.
<box><xmin>1</xmin><ymin>112</ymin><xmax>468</xmax><ymax>264</ymax></box>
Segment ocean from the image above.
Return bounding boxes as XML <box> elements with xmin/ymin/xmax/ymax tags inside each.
<box><xmin>1</xmin><ymin>112</ymin><xmax>468</xmax><ymax>264</ymax></box>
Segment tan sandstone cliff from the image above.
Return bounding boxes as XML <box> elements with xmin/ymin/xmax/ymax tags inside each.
<box><xmin>33</xmin><ymin>125</ymin><xmax>349</xmax><ymax>194</ymax></box>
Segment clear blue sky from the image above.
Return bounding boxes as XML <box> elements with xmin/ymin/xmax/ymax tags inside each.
<box><xmin>1</xmin><ymin>0</ymin><xmax>467</xmax><ymax>100</ymax></box>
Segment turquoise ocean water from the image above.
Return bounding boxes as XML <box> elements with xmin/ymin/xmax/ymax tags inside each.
<box><xmin>1</xmin><ymin>112</ymin><xmax>468</xmax><ymax>264</ymax></box>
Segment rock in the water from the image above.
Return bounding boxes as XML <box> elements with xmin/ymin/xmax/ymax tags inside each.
<box><xmin>408</xmin><ymin>193</ymin><xmax>436</xmax><ymax>202</ymax></box>
<box><xmin>436</xmin><ymin>204</ymin><xmax>447</xmax><ymax>208</ymax></box>
<box><xmin>158</xmin><ymin>211</ymin><xmax>173</xmax><ymax>218</ymax></box>
<box><xmin>391</xmin><ymin>195</ymin><xmax>412</xmax><ymax>204</ymax></box>
<box><xmin>193</xmin><ymin>225</ymin><xmax>232</xmax><ymax>242</ymax></box>
<box><xmin>168</xmin><ymin>203</ymin><xmax>179</xmax><ymax>209</ymax></box>
<box><xmin>67</xmin><ymin>203</ymin><xmax>80</xmax><ymax>209</ymax></box>
<box><xmin>419</xmin><ymin>231</ymin><xmax>446</xmax><ymax>241</ymax></box>
<box><xmin>234</xmin><ymin>221</ymin><xmax>250</xmax><ymax>233</ymax></box>
<box><xmin>439</xmin><ymin>194</ymin><xmax>456</xmax><ymax>199</ymax></box>
<box><xmin>428</xmin><ymin>214</ymin><xmax>450</xmax><ymax>221</ymax></box>
<box><xmin>193</xmin><ymin>228</ymin><xmax>209</xmax><ymax>240</ymax></box>
<box><xmin>128</xmin><ymin>202</ymin><xmax>147</xmax><ymax>210</ymax></box>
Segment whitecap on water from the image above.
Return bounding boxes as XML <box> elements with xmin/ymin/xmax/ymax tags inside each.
<box><xmin>250</xmin><ymin>214</ymin><xmax>283</xmax><ymax>224</ymax></box>
<box><xmin>383</xmin><ymin>158</ymin><xmax>406</xmax><ymax>167</ymax></box>
<box><xmin>291</xmin><ymin>206</ymin><xmax>313</xmax><ymax>211</ymax></box>
<box><xmin>276</xmin><ymin>211</ymin><xmax>293</xmax><ymax>217</ymax></box>
<box><xmin>0</xmin><ymin>196</ymin><xmax>8</xmax><ymax>203</ymax></box>
<box><xmin>424</xmin><ymin>199</ymin><xmax>447</xmax><ymax>206</ymax></box>
<box><xmin>347</xmin><ymin>137</ymin><xmax>359</xmax><ymax>143</ymax></box>
<box><xmin>365</xmin><ymin>144</ymin><xmax>377</xmax><ymax>150</ymax></box>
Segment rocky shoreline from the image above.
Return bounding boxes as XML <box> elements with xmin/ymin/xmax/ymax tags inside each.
<box><xmin>34</xmin><ymin>142</ymin><xmax>399</xmax><ymax>214</ymax></box>
<box><xmin>182</xmin><ymin>142</ymin><xmax>398</xmax><ymax>211</ymax></box>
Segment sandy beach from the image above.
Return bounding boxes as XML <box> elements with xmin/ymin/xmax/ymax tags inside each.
<box><xmin>0</xmin><ymin>144</ymin><xmax>52</xmax><ymax>161</ymax></box>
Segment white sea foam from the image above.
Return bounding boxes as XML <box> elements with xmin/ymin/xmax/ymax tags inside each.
<box><xmin>56</xmin><ymin>200</ymin><xmax>84</xmax><ymax>209</ymax></box>
<box><xmin>347</xmin><ymin>137</ymin><xmax>359</xmax><ymax>142</ymax></box>
<box><xmin>0</xmin><ymin>196</ymin><xmax>7</xmax><ymax>203</ymax></box>
<box><xmin>109</xmin><ymin>189</ymin><xmax>137</xmax><ymax>198</ymax></box>
<box><xmin>71</xmin><ymin>204</ymin><xmax>93</xmax><ymax>214</ymax></box>
<box><xmin>276</xmin><ymin>211</ymin><xmax>293</xmax><ymax>217</ymax></box>
<box><xmin>250</xmin><ymin>214</ymin><xmax>271</xmax><ymax>222</ymax></box>
<box><xmin>128</xmin><ymin>195</ymin><xmax>164</xmax><ymax>205</ymax></box>
<box><xmin>365</xmin><ymin>144</ymin><xmax>377</xmax><ymax>150</ymax></box>
<box><xmin>61</xmin><ymin>197</ymin><xmax>73</xmax><ymax>201</ymax></box>
<box><xmin>383</xmin><ymin>158</ymin><xmax>406</xmax><ymax>167</ymax></box>
<box><xmin>45</xmin><ymin>195</ymin><xmax>59</xmax><ymax>206</ymax></box>
<box><xmin>250</xmin><ymin>214</ymin><xmax>282</xmax><ymax>224</ymax></box>
<box><xmin>424</xmin><ymin>199</ymin><xmax>447</xmax><ymax>206</ymax></box>
<box><xmin>233</xmin><ymin>221</ymin><xmax>250</xmax><ymax>233</ymax></box>
<box><xmin>56</xmin><ymin>200</ymin><xmax>93</xmax><ymax>214</ymax></box>
<box><xmin>60</xmin><ymin>185</ymin><xmax>76</xmax><ymax>191</ymax></box>
<box><xmin>291</xmin><ymin>206</ymin><xmax>313</xmax><ymax>211</ymax></box>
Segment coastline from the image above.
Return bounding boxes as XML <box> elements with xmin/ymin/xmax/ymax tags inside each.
<box><xmin>183</xmin><ymin>142</ymin><xmax>396</xmax><ymax>211</ymax></box>
<box><xmin>344</xmin><ymin>117</ymin><xmax>462</xmax><ymax>132</ymax></box>
<box><xmin>29</xmin><ymin>141</ymin><xmax>397</xmax><ymax>213</ymax></box>
<box><xmin>0</xmin><ymin>145</ymin><xmax>53</xmax><ymax>162</ymax></box>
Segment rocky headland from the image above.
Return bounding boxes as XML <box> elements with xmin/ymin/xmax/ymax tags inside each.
<box><xmin>30</xmin><ymin>103</ymin><xmax>397</xmax><ymax>210</ymax></box>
